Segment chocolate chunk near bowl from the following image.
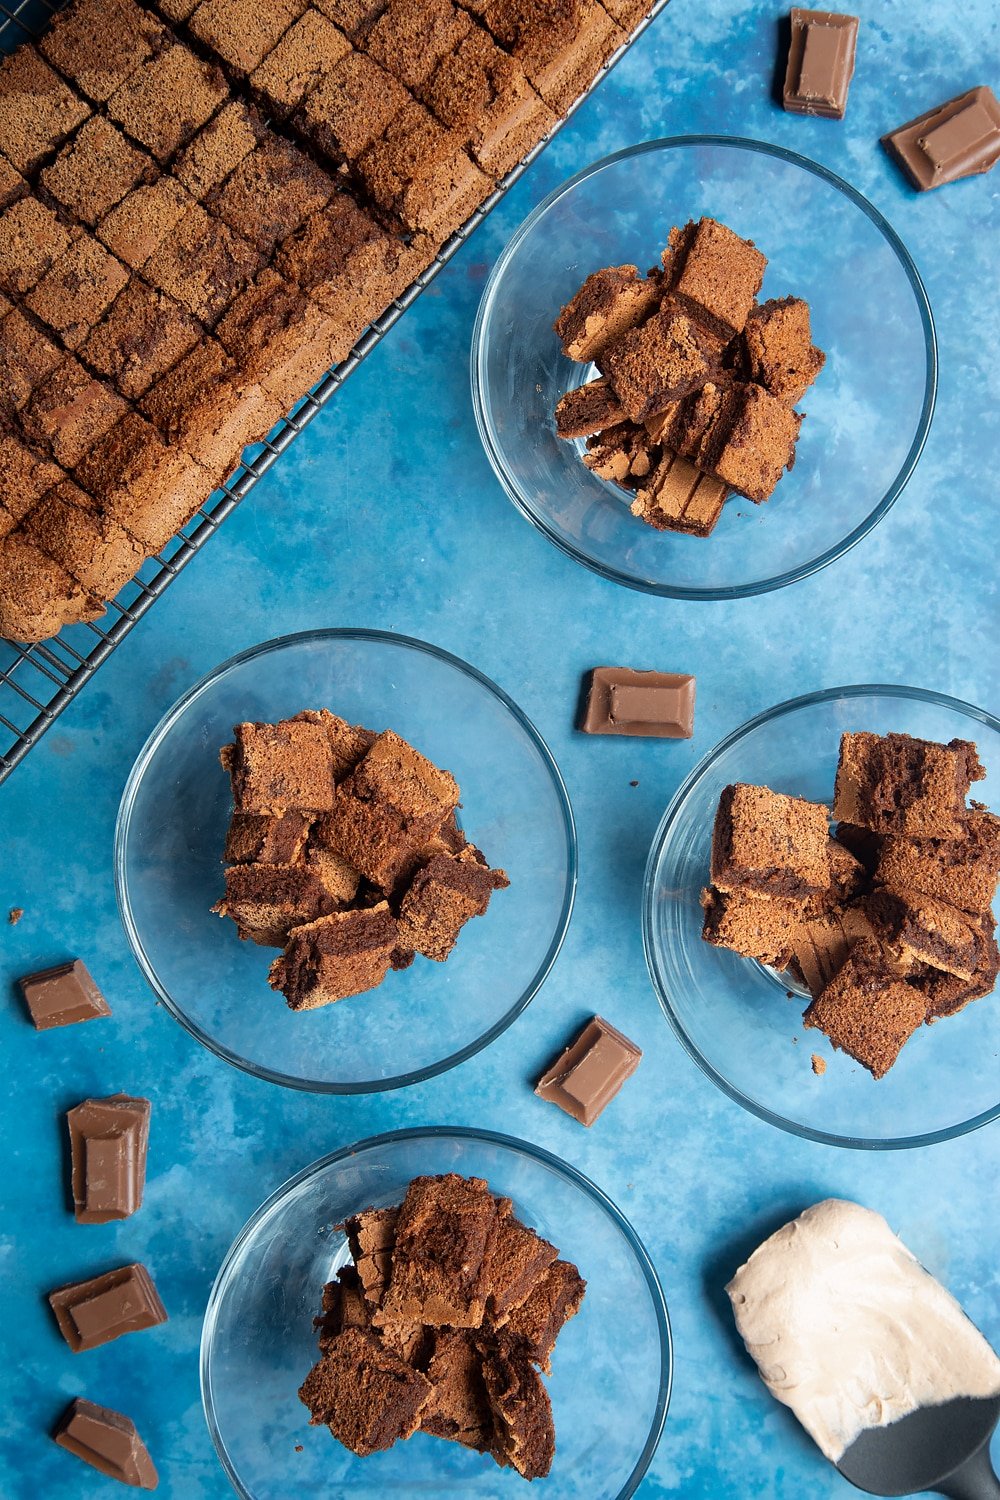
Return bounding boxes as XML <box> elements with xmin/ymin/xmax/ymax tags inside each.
<box><xmin>782</xmin><ymin>8</ymin><xmax>859</xmax><ymax>120</ymax></box>
<box><xmin>579</xmin><ymin>665</ymin><xmax>695</xmax><ymax>739</ymax></box>
<box><xmin>19</xmin><ymin>957</ymin><xmax>111</xmax><ymax>1030</ymax></box>
<box><xmin>48</xmin><ymin>1262</ymin><xmax>167</xmax><ymax>1352</ymax></box>
<box><xmin>882</xmin><ymin>85</ymin><xmax>1000</xmax><ymax>191</ymax></box>
<box><xmin>535</xmin><ymin>1014</ymin><xmax>642</xmax><ymax>1125</ymax></box>
<box><xmin>53</xmin><ymin>1397</ymin><xmax>158</xmax><ymax>1489</ymax></box>
<box><xmin>67</xmin><ymin>1094</ymin><xmax>151</xmax><ymax>1224</ymax></box>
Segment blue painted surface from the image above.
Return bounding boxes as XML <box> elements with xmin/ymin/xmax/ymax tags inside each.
<box><xmin>2</xmin><ymin>0</ymin><xmax>999</xmax><ymax>1493</ymax></box>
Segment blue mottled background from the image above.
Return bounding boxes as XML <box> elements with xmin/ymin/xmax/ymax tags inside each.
<box><xmin>2</xmin><ymin>0</ymin><xmax>999</xmax><ymax>1494</ymax></box>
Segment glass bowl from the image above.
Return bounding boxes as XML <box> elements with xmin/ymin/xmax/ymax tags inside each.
<box><xmin>115</xmin><ymin>630</ymin><xmax>576</xmax><ymax>1092</ymax></box>
<box><xmin>201</xmin><ymin>1127</ymin><xmax>672</xmax><ymax>1500</ymax></box>
<box><xmin>642</xmin><ymin>686</ymin><xmax>1000</xmax><ymax>1148</ymax></box>
<box><xmin>472</xmin><ymin>136</ymin><xmax>936</xmax><ymax>599</ymax></box>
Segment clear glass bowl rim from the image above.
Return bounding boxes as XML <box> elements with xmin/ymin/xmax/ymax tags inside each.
<box><xmin>200</xmin><ymin>1124</ymin><xmax>674</xmax><ymax>1500</ymax></box>
<box><xmin>641</xmin><ymin>683</ymin><xmax>1000</xmax><ymax>1149</ymax></box>
<box><xmin>471</xmin><ymin>134</ymin><xmax>938</xmax><ymax>602</ymax></box>
<box><xmin>114</xmin><ymin>627</ymin><xmax>578</xmax><ymax>1094</ymax></box>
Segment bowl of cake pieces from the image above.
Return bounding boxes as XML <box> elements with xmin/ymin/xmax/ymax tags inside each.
<box><xmin>115</xmin><ymin>629</ymin><xmax>576</xmax><ymax>1092</ymax></box>
<box><xmin>643</xmin><ymin>685</ymin><xmax>1000</xmax><ymax>1147</ymax></box>
<box><xmin>472</xmin><ymin>136</ymin><xmax>936</xmax><ymax>599</ymax></box>
<box><xmin>201</xmin><ymin>1127</ymin><xmax>672</xmax><ymax>1499</ymax></box>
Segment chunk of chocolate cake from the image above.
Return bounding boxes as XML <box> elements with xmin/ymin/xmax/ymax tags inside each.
<box><xmin>322</xmin><ymin>730</ymin><xmax>459</xmax><ymax>888</ymax></box>
<box><xmin>918</xmin><ymin>914</ymin><xmax>999</xmax><ymax>1022</ymax></box>
<box><xmin>599</xmin><ymin>304</ymin><xmax>722</xmax><ymax>423</ymax></box>
<box><xmin>865</xmin><ymin>886</ymin><xmax>983</xmax><ymax>980</ymax></box>
<box><xmin>376</xmin><ymin>1174</ymin><xmax>501</xmax><ymax>1330</ymax></box>
<box><xmin>480</xmin><ymin>1337</ymin><xmax>556</xmax><ymax>1479</ymax></box>
<box><xmin>188</xmin><ymin>0</ymin><xmax>306</xmax><ymax>76</ymax></box>
<box><xmin>105</xmin><ymin>41</ymin><xmax>228</xmax><ymax>163</ymax></box>
<box><xmin>41</xmin><ymin>117</ymin><xmax>155</xmax><ymax>227</ymax></box>
<box><xmin>396</xmin><ymin>848</ymin><xmax>509</xmax><ymax>961</ymax></box>
<box><xmin>554</xmin><ymin>263</ymin><xmax>659</xmax><ymax>363</ymax></box>
<box><xmin>224</xmin><ymin>810</ymin><xmax>313</xmax><ymax>865</ymax></box>
<box><xmin>420</xmin><ymin>1329</ymin><xmax>493</xmax><ymax>1450</ymax></box>
<box><xmin>874</xmin><ymin>807</ymin><xmax>1000</xmax><ymax>914</ymax></box>
<box><xmin>344</xmin><ymin>1206</ymin><xmax>399</xmax><ymax>1308</ymax></box>
<box><xmin>39</xmin><ymin>0</ymin><xmax>168</xmax><ymax>104</ymax></box>
<box><xmin>213</xmin><ymin>861</ymin><xmax>338</xmax><ymax>946</ymax></box>
<box><xmin>0</xmin><ymin>47</ymin><xmax>91</xmax><ymax>176</ymax></box>
<box><xmin>739</xmin><ymin>296</ymin><xmax>825</xmax><ymax>406</ymax></box>
<box><xmin>710</xmin><ymin>783</ymin><xmax>831</xmax><ymax>901</ymax></box>
<box><xmin>483</xmin><ymin>1212</ymin><xmax>559</xmax><ymax>1324</ymax></box>
<box><xmin>249</xmin><ymin>11</ymin><xmax>351</xmax><ymax>119</ymax></box>
<box><xmin>696</xmin><ymin>382</ymin><xmax>802</xmax><ymax>503</ymax></box>
<box><xmin>833</xmin><ymin>731</ymin><xmax>985</xmax><ymax>839</ymax></box>
<box><xmin>802</xmin><ymin>938</ymin><xmax>927</xmax><ymax>1078</ymax></box>
<box><xmin>225</xmin><ymin>717</ymin><xmax>338</xmax><ymax>815</ymax></box>
<box><xmin>661</xmin><ymin>217</ymin><xmax>766</xmax><ymax>341</ymax></box>
<box><xmin>501</xmin><ymin>1257</ymin><xmax>585</xmax><ymax>1372</ymax></box>
<box><xmin>554</xmin><ymin>377</ymin><xmax>625</xmax><ymax>438</ymax></box>
<box><xmin>631</xmin><ymin>449</ymin><xmax>729</xmax><ymax>536</ymax></box>
<box><xmin>788</xmin><ymin>904</ymin><xmax>875</xmax><ymax>997</ymax></box>
<box><xmin>700</xmin><ymin>885</ymin><xmax>804</xmax><ymax>968</ymax></box>
<box><xmin>299</xmin><ymin>1328</ymin><xmax>431</xmax><ymax>1455</ymax></box>
<box><xmin>268</xmin><ymin>903</ymin><xmax>400</xmax><ymax>1008</ymax></box>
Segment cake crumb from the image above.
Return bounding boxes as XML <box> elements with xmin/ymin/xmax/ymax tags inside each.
<box><xmin>294</xmin><ymin>1444</ymin><xmax>303</xmax><ymax>1452</ymax></box>
<box><xmin>811</xmin><ymin>1053</ymin><xmax>826</xmax><ymax>1076</ymax></box>
<box><xmin>8</xmin><ymin>907</ymin><xmax>23</xmax><ymax>924</ymax></box>
<box><xmin>629</xmin><ymin>780</ymin><xmax>639</xmax><ymax>787</ymax></box>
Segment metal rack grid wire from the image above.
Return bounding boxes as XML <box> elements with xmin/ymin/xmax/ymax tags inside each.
<box><xmin>0</xmin><ymin>0</ymin><xmax>669</xmax><ymax>784</ymax></box>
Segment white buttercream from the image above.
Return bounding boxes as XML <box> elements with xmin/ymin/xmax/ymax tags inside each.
<box><xmin>726</xmin><ymin>1198</ymin><xmax>1000</xmax><ymax>1462</ymax></box>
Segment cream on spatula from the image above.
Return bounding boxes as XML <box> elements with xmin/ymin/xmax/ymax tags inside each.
<box><xmin>727</xmin><ymin>1200</ymin><xmax>1000</xmax><ymax>1496</ymax></box>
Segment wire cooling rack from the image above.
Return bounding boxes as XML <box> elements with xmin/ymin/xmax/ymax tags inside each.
<box><xmin>0</xmin><ymin>0</ymin><xmax>668</xmax><ymax>783</ymax></box>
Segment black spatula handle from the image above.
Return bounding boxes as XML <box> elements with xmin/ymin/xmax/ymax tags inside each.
<box><xmin>937</xmin><ymin>1444</ymin><xmax>1000</xmax><ymax>1500</ymax></box>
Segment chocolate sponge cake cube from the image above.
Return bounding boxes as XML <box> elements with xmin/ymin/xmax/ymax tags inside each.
<box><xmin>803</xmin><ymin>937</ymin><xmax>927</xmax><ymax>1079</ymax></box>
<box><xmin>874</xmin><ymin>807</ymin><xmax>1000</xmax><ymax>915</ymax></box>
<box><xmin>19</xmin><ymin>479</ymin><xmax>144</xmax><ymax>598</ymax></box>
<box><xmin>207</xmin><ymin>135</ymin><xmax>335</xmax><ymax>256</ymax></box>
<box><xmin>188</xmin><ymin>0</ymin><xmax>307</xmax><ymax>75</ymax></box>
<box><xmin>0</xmin><ymin>532</ymin><xmax>103</xmax><ymax>641</ymax></box>
<box><xmin>226</xmin><ymin>717</ymin><xmax>338</xmax><ymax>815</ymax></box>
<box><xmin>357</xmin><ymin>100</ymin><xmax>491</xmax><ymax>239</ymax></box>
<box><xmin>144</xmin><ymin>204</ymin><xmax>262</xmax><ymax>326</ymax></box>
<box><xmin>480</xmin><ymin>1337</ymin><xmax>555</xmax><ymax>1479</ymax></box>
<box><xmin>865</xmin><ymin>886</ymin><xmax>983</xmax><ymax>980</ymax></box>
<box><xmin>554</xmin><ymin>378</ymin><xmax>625</xmax><ymax>438</ymax></box>
<box><xmin>249</xmin><ymin>12</ymin><xmax>351</xmax><ymax>119</ymax></box>
<box><xmin>216</xmin><ymin>270</ymin><xmax>341</xmax><ymax>408</ymax></box>
<box><xmin>740</xmin><ymin>296</ymin><xmax>825</xmax><ymax>406</ymax></box>
<box><xmin>269</xmin><ymin>903</ymin><xmax>400</xmax><ymax>1008</ymax></box>
<box><xmin>420</xmin><ymin>27</ymin><xmax>556</xmax><ymax>179</ymax></box>
<box><xmin>214</xmin><ymin>861</ymin><xmax>338</xmax><ymax>946</ymax></box>
<box><xmin>321</xmin><ymin>730</ymin><xmax>460</xmax><ymax>888</ymax></box>
<box><xmin>172</xmin><ymin>102</ymin><xmax>267</xmax><ymax>202</ymax></box>
<box><xmin>81</xmin><ymin>281</ymin><xmax>202</xmax><ymax>402</ymax></box>
<box><xmin>501</xmin><ymin>1257</ymin><xmax>585</xmax><ymax>1373</ymax></box>
<box><xmin>420</xmin><ymin>1330</ymin><xmax>493</xmax><ymax>1451</ymax></box>
<box><xmin>554</xmin><ymin>264</ymin><xmax>659</xmax><ymax>364</ymax></box>
<box><xmin>834</xmin><ymin>730</ymin><xmax>986</xmax><ymax>840</ymax></box>
<box><xmin>514</xmin><ymin>0</ymin><xmax>623</xmax><ymax>115</ymax></box>
<box><xmin>0</xmin><ymin>158</ymin><xmax>26</xmax><ymax>212</ymax></box>
<box><xmin>41</xmin><ymin>118</ymin><xmax>155</xmax><ymax>227</ymax></box>
<box><xmin>376</xmin><ymin>1173</ymin><xmax>500</xmax><ymax>1329</ymax></box>
<box><xmin>0</xmin><ymin>309</ymin><xmax>63</xmax><ymax>414</ymax></box>
<box><xmin>299</xmin><ymin>1328</ymin><xmax>431</xmax><ymax>1455</ymax></box>
<box><xmin>294</xmin><ymin>53</ymin><xmax>409</xmax><ymax>166</ymax></box>
<box><xmin>918</xmin><ymin>913</ymin><xmax>999</xmax><ymax>1023</ymax></box>
<box><xmin>20</xmin><ymin>358</ymin><xmax>128</xmax><ymax>470</ymax></box>
<box><xmin>697</xmin><ymin>382</ymin><xmax>802</xmax><ymax>503</ymax></box>
<box><xmin>483</xmin><ymin>1213</ymin><xmax>558</xmax><ymax>1325</ymax></box>
<box><xmin>73</xmin><ymin>410</ymin><xmax>212</xmax><ymax>553</ymax></box>
<box><xmin>139</xmin><ymin>339</ymin><xmax>281</xmax><ymax>476</ymax></box>
<box><xmin>710</xmin><ymin>783</ymin><xmax>831</xmax><ymax>902</ymax></box>
<box><xmin>40</xmin><ymin>0</ymin><xmax>169</xmax><ymax>104</ymax></box>
<box><xmin>0</xmin><ymin>198</ymin><xmax>79</xmax><ymax>297</ymax></box>
<box><xmin>0</xmin><ymin>47</ymin><xmax>91</xmax><ymax>176</ymax></box>
<box><xmin>106</xmin><ymin>42</ymin><xmax>228</xmax><ymax>164</ymax></box>
<box><xmin>599</xmin><ymin>304</ymin><xmax>722</xmax><ymax>423</ymax></box>
<box><xmin>397</xmin><ymin>848</ymin><xmax>509</xmax><ymax>961</ymax></box>
<box><xmin>0</xmin><ymin>428</ymin><xmax>65</xmax><ymax>529</ymax></box>
<box><xmin>26</xmin><ymin>236</ymin><xmax>129</xmax><ymax>350</ymax></box>
<box><xmin>700</xmin><ymin>885</ymin><xmax>803</xmax><ymax>968</ymax></box>
<box><xmin>366</xmin><ymin>0</ymin><xmax>473</xmax><ymax>91</ymax></box>
<box><xmin>97</xmin><ymin>177</ymin><xmax>193</xmax><ymax>272</ymax></box>
<box><xmin>662</xmin><ymin>216</ymin><xmax>766</xmax><ymax>341</ymax></box>
<box><xmin>224</xmin><ymin>810</ymin><xmax>313</xmax><ymax>866</ymax></box>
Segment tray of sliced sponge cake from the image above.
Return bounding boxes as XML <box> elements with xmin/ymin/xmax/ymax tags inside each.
<box><xmin>0</xmin><ymin>0</ymin><xmax>667</xmax><ymax>780</ymax></box>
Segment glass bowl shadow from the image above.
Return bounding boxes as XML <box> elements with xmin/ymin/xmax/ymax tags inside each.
<box><xmin>642</xmin><ymin>685</ymin><xmax>1000</xmax><ymax>1148</ymax></box>
<box><xmin>115</xmin><ymin>630</ymin><xmax>576</xmax><ymax>1093</ymax></box>
<box><xmin>201</xmin><ymin>1127</ymin><xmax>672</xmax><ymax>1500</ymax></box>
<box><xmin>472</xmin><ymin>136</ymin><xmax>937</xmax><ymax>599</ymax></box>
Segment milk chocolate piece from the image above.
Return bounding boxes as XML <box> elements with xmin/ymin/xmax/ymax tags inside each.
<box><xmin>19</xmin><ymin>959</ymin><xmax>111</xmax><ymax>1030</ymax></box>
<box><xmin>535</xmin><ymin>1015</ymin><xmax>641</xmax><ymax>1125</ymax></box>
<box><xmin>882</xmin><ymin>86</ymin><xmax>1000</xmax><ymax>191</ymax></box>
<box><xmin>49</xmin><ymin>1263</ymin><xmax>167</xmax><ymax>1352</ymax></box>
<box><xmin>783</xmin><ymin>9</ymin><xmax>858</xmax><ymax>120</ymax></box>
<box><xmin>580</xmin><ymin>666</ymin><xmax>695</xmax><ymax>739</ymax></box>
<box><xmin>53</xmin><ymin>1397</ymin><xmax>158</xmax><ymax>1489</ymax></box>
<box><xmin>67</xmin><ymin>1095</ymin><xmax>151</xmax><ymax>1224</ymax></box>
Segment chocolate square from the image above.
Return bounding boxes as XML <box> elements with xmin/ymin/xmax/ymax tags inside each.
<box><xmin>19</xmin><ymin>958</ymin><xmax>111</xmax><ymax>1030</ymax></box>
<box><xmin>535</xmin><ymin>1014</ymin><xmax>641</xmax><ymax>1125</ymax></box>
